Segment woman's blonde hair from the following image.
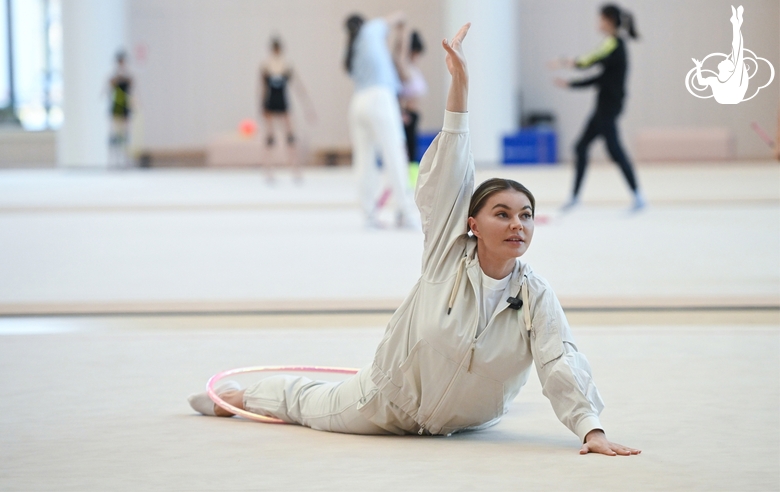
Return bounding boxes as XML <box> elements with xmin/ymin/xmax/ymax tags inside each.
<box><xmin>468</xmin><ymin>178</ymin><xmax>535</xmax><ymax>229</ymax></box>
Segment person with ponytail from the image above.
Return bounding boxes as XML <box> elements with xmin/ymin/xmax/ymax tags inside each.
<box><xmin>344</xmin><ymin>12</ymin><xmax>420</xmax><ymax>229</ymax></box>
<box><xmin>551</xmin><ymin>4</ymin><xmax>646</xmax><ymax>212</ymax></box>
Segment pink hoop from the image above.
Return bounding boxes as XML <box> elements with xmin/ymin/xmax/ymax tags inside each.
<box><xmin>207</xmin><ymin>366</ymin><xmax>359</xmax><ymax>423</ymax></box>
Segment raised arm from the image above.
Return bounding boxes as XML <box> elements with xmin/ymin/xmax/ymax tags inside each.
<box><xmin>442</xmin><ymin>23</ymin><xmax>470</xmax><ymax>113</ymax></box>
<box><xmin>257</xmin><ymin>66</ymin><xmax>267</xmax><ymax>110</ymax></box>
<box><xmin>384</xmin><ymin>11</ymin><xmax>406</xmax><ymax>30</ymax></box>
<box><xmin>392</xmin><ymin>22</ymin><xmax>410</xmax><ymax>82</ymax></box>
<box><xmin>414</xmin><ymin>23</ymin><xmax>472</xmax><ymax>278</ymax></box>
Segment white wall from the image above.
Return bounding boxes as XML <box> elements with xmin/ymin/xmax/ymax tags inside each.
<box><xmin>125</xmin><ymin>0</ymin><xmax>778</xmax><ymax>161</ymax></box>
<box><xmin>518</xmin><ymin>0</ymin><xmax>779</xmax><ymax>161</ymax></box>
<box><xmin>58</xmin><ymin>0</ymin><xmax>126</xmax><ymax>167</ymax></box>
<box><xmin>127</xmin><ymin>0</ymin><xmax>448</xmax><ymax>151</ymax></box>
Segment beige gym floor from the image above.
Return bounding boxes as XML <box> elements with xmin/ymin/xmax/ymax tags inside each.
<box><xmin>1</xmin><ymin>162</ymin><xmax>778</xmax><ymax>490</ymax></box>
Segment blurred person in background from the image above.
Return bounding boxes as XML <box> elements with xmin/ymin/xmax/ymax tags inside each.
<box><xmin>107</xmin><ymin>51</ymin><xmax>133</xmax><ymax>168</ymax></box>
<box><xmin>344</xmin><ymin>12</ymin><xmax>420</xmax><ymax>229</ymax></box>
<box><xmin>259</xmin><ymin>37</ymin><xmax>316</xmax><ymax>183</ymax></box>
<box><xmin>394</xmin><ymin>28</ymin><xmax>428</xmax><ymax>166</ymax></box>
<box><xmin>551</xmin><ymin>4</ymin><xmax>645</xmax><ymax>212</ymax></box>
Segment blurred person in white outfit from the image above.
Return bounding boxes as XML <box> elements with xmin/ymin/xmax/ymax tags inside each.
<box><xmin>344</xmin><ymin>13</ymin><xmax>419</xmax><ymax>229</ymax></box>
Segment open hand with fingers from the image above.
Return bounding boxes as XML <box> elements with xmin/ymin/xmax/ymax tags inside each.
<box><xmin>442</xmin><ymin>22</ymin><xmax>470</xmax><ymax>79</ymax></box>
<box><xmin>580</xmin><ymin>429</ymin><xmax>641</xmax><ymax>456</ymax></box>
<box><xmin>442</xmin><ymin>23</ymin><xmax>471</xmax><ymax>113</ymax></box>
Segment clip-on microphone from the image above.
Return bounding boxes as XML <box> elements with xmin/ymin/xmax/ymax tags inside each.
<box><xmin>506</xmin><ymin>290</ymin><xmax>523</xmax><ymax>310</ymax></box>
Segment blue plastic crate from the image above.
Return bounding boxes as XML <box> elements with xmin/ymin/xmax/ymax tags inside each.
<box><xmin>416</xmin><ymin>132</ymin><xmax>438</xmax><ymax>162</ymax></box>
<box><xmin>503</xmin><ymin>129</ymin><xmax>557</xmax><ymax>165</ymax></box>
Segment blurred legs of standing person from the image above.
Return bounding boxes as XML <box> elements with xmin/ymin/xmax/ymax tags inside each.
<box><xmin>109</xmin><ymin>117</ymin><xmax>130</xmax><ymax>168</ymax></box>
<box><xmin>349</xmin><ymin>86</ymin><xmax>417</xmax><ymax>228</ymax></box>
<box><xmin>570</xmin><ymin>109</ymin><xmax>639</xmax><ymax>203</ymax></box>
<box><xmin>108</xmin><ymin>51</ymin><xmax>133</xmax><ymax>168</ymax></box>
<box><xmin>263</xmin><ymin>111</ymin><xmax>299</xmax><ymax>183</ymax></box>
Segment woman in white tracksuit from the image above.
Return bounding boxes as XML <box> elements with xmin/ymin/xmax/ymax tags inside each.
<box><xmin>344</xmin><ymin>12</ymin><xmax>419</xmax><ymax>228</ymax></box>
<box><xmin>189</xmin><ymin>24</ymin><xmax>640</xmax><ymax>456</ymax></box>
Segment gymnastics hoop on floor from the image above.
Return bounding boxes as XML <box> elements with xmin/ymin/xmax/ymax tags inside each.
<box><xmin>207</xmin><ymin>366</ymin><xmax>359</xmax><ymax>424</ymax></box>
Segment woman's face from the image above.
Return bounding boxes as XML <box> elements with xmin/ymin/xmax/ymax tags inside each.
<box><xmin>598</xmin><ymin>14</ymin><xmax>616</xmax><ymax>35</ymax></box>
<box><xmin>468</xmin><ymin>190</ymin><xmax>534</xmax><ymax>259</ymax></box>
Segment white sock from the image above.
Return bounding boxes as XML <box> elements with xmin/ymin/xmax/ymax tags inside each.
<box><xmin>188</xmin><ymin>381</ymin><xmax>241</xmax><ymax>416</ymax></box>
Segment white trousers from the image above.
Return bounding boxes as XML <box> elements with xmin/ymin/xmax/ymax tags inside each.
<box><xmin>243</xmin><ymin>367</ymin><xmax>399</xmax><ymax>435</ymax></box>
<box><xmin>348</xmin><ymin>86</ymin><xmax>417</xmax><ymax>221</ymax></box>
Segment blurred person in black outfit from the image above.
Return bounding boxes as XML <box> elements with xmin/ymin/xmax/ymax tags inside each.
<box><xmin>551</xmin><ymin>4</ymin><xmax>645</xmax><ymax>212</ymax></box>
<box><xmin>259</xmin><ymin>37</ymin><xmax>316</xmax><ymax>183</ymax></box>
<box><xmin>108</xmin><ymin>51</ymin><xmax>133</xmax><ymax>167</ymax></box>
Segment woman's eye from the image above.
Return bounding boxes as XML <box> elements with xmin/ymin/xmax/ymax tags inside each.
<box><xmin>497</xmin><ymin>212</ymin><xmax>508</xmax><ymax>218</ymax></box>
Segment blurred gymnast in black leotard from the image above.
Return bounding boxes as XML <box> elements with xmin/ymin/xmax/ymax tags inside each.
<box><xmin>259</xmin><ymin>37</ymin><xmax>315</xmax><ymax>182</ymax></box>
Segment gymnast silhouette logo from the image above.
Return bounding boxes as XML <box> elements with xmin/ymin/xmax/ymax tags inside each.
<box><xmin>685</xmin><ymin>5</ymin><xmax>774</xmax><ymax>104</ymax></box>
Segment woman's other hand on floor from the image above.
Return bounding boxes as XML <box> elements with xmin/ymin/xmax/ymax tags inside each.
<box><xmin>580</xmin><ymin>429</ymin><xmax>641</xmax><ymax>456</ymax></box>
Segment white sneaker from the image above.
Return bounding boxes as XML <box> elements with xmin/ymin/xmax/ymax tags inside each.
<box><xmin>366</xmin><ymin>215</ymin><xmax>385</xmax><ymax>229</ymax></box>
<box><xmin>188</xmin><ymin>380</ymin><xmax>241</xmax><ymax>416</ymax></box>
<box><xmin>631</xmin><ymin>193</ymin><xmax>647</xmax><ymax>212</ymax></box>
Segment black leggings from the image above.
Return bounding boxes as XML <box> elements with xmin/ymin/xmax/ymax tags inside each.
<box><xmin>403</xmin><ymin>109</ymin><xmax>419</xmax><ymax>163</ymax></box>
<box><xmin>573</xmin><ymin>110</ymin><xmax>638</xmax><ymax>197</ymax></box>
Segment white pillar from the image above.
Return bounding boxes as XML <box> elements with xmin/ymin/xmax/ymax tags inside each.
<box><xmin>58</xmin><ymin>0</ymin><xmax>125</xmax><ymax>167</ymax></box>
<box><xmin>444</xmin><ymin>0</ymin><xmax>519</xmax><ymax>165</ymax></box>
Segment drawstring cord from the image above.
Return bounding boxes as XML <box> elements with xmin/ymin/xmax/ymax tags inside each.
<box><xmin>521</xmin><ymin>277</ymin><xmax>531</xmax><ymax>332</ymax></box>
<box><xmin>447</xmin><ymin>255</ymin><xmax>468</xmax><ymax>315</ymax></box>
<box><xmin>447</xmin><ymin>254</ymin><xmax>530</xmax><ymax>329</ymax></box>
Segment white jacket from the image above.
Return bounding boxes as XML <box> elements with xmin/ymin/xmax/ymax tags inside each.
<box><xmin>364</xmin><ymin>111</ymin><xmax>605</xmax><ymax>440</ymax></box>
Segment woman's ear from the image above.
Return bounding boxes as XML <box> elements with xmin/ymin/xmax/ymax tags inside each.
<box><xmin>467</xmin><ymin>216</ymin><xmax>480</xmax><ymax>238</ymax></box>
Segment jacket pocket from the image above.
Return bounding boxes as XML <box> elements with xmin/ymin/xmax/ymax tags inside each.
<box><xmin>389</xmin><ymin>339</ymin><xmax>458</xmax><ymax>423</ymax></box>
<box><xmin>433</xmin><ymin>371</ymin><xmax>504</xmax><ymax>435</ymax></box>
<box><xmin>534</xmin><ymin>318</ymin><xmax>564</xmax><ymax>366</ymax></box>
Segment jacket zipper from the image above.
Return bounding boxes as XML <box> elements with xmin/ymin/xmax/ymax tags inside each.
<box><xmin>421</xmin><ymin>267</ymin><xmax>485</xmax><ymax>434</ymax></box>
<box><xmin>420</xmin><ymin>267</ymin><xmax>525</xmax><ymax>435</ymax></box>
<box><xmin>467</xmin><ymin>276</ymin><xmax>525</xmax><ymax>373</ymax></box>
<box><xmin>418</xmin><ymin>345</ymin><xmax>475</xmax><ymax>435</ymax></box>
<box><xmin>466</xmin><ymin>342</ymin><xmax>476</xmax><ymax>372</ymax></box>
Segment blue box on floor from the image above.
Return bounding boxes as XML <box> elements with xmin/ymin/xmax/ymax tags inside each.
<box><xmin>503</xmin><ymin>129</ymin><xmax>557</xmax><ymax>165</ymax></box>
<box><xmin>416</xmin><ymin>132</ymin><xmax>438</xmax><ymax>163</ymax></box>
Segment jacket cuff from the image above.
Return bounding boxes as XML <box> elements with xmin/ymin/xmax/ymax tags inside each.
<box><xmin>576</xmin><ymin>415</ymin><xmax>603</xmax><ymax>443</ymax></box>
<box><xmin>443</xmin><ymin>111</ymin><xmax>469</xmax><ymax>134</ymax></box>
